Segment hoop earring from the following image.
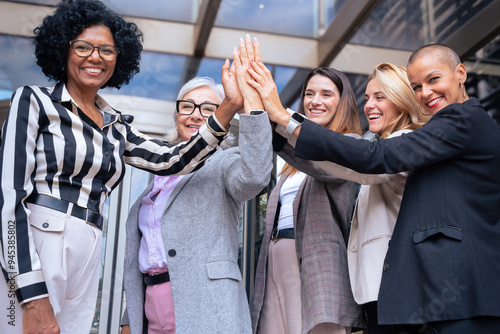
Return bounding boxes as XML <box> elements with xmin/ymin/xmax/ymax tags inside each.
<box><xmin>461</xmin><ymin>83</ymin><xmax>466</xmax><ymax>99</ymax></box>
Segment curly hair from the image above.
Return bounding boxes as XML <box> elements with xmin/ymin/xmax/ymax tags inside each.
<box><xmin>33</xmin><ymin>0</ymin><xmax>143</xmax><ymax>89</ymax></box>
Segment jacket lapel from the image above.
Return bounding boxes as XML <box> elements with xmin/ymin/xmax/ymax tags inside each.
<box><xmin>161</xmin><ymin>172</ymin><xmax>196</xmax><ymax>215</ymax></box>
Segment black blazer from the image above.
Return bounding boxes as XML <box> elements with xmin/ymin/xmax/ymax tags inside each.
<box><xmin>294</xmin><ymin>98</ymin><xmax>500</xmax><ymax>325</ymax></box>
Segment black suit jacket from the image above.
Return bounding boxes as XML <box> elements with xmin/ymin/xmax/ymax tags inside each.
<box><xmin>294</xmin><ymin>98</ymin><xmax>500</xmax><ymax>325</ymax></box>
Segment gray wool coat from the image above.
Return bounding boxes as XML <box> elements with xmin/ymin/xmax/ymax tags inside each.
<box><xmin>251</xmin><ymin>130</ymin><xmax>366</xmax><ymax>334</ymax></box>
<box><xmin>122</xmin><ymin>112</ymin><xmax>273</xmax><ymax>334</ymax></box>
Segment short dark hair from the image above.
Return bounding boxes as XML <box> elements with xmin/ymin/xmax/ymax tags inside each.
<box><xmin>298</xmin><ymin>67</ymin><xmax>361</xmax><ymax>135</ymax></box>
<box><xmin>33</xmin><ymin>0</ymin><xmax>143</xmax><ymax>89</ymax></box>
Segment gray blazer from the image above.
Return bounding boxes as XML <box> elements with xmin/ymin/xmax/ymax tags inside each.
<box><xmin>123</xmin><ymin>113</ymin><xmax>273</xmax><ymax>334</ymax></box>
<box><xmin>251</xmin><ymin>132</ymin><xmax>366</xmax><ymax>334</ymax></box>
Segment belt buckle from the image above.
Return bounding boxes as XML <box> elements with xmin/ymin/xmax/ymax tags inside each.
<box><xmin>85</xmin><ymin>209</ymin><xmax>103</xmax><ymax>230</ymax></box>
<box><xmin>271</xmin><ymin>227</ymin><xmax>279</xmax><ymax>240</ymax></box>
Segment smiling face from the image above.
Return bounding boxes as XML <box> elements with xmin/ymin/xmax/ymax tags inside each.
<box><xmin>302</xmin><ymin>74</ymin><xmax>340</xmax><ymax>128</ymax></box>
<box><xmin>364</xmin><ymin>79</ymin><xmax>400</xmax><ymax>135</ymax></box>
<box><xmin>177</xmin><ymin>86</ymin><xmax>221</xmax><ymax>141</ymax></box>
<box><xmin>407</xmin><ymin>53</ymin><xmax>467</xmax><ymax>115</ymax></box>
<box><xmin>66</xmin><ymin>25</ymin><xmax>116</xmax><ymax>95</ymax></box>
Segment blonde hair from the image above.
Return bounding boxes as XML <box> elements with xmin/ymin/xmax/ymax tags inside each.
<box><xmin>368</xmin><ymin>63</ymin><xmax>430</xmax><ymax>139</ymax></box>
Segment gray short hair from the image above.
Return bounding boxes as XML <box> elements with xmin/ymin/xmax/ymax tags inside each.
<box><xmin>176</xmin><ymin>76</ymin><xmax>225</xmax><ymax>102</ymax></box>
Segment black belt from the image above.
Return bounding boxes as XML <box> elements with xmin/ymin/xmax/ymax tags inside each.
<box><xmin>144</xmin><ymin>271</ymin><xmax>170</xmax><ymax>286</ymax></box>
<box><xmin>26</xmin><ymin>194</ymin><xmax>103</xmax><ymax>230</ymax></box>
<box><xmin>271</xmin><ymin>227</ymin><xmax>295</xmax><ymax>241</ymax></box>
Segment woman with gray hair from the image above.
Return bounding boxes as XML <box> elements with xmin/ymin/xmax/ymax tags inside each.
<box><xmin>170</xmin><ymin>77</ymin><xmax>235</xmax><ymax>148</ymax></box>
<box><xmin>121</xmin><ymin>75</ymin><xmax>273</xmax><ymax>334</ymax></box>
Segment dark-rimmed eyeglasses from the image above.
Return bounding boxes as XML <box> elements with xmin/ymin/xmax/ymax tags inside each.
<box><xmin>69</xmin><ymin>40</ymin><xmax>120</xmax><ymax>62</ymax></box>
<box><xmin>176</xmin><ymin>100</ymin><xmax>219</xmax><ymax>118</ymax></box>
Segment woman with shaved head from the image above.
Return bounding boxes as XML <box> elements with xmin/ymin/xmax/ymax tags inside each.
<box><xmin>248</xmin><ymin>42</ymin><xmax>500</xmax><ymax>333</ymax></box>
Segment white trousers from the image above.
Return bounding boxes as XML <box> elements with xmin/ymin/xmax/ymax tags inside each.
<box><xmin>0</xmin><ymin>203</ymin><xmax>103</xmax><ymax>334</ymax></box>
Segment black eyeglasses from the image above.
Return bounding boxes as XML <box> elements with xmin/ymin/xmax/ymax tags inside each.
<box><xmin>176</xmin><ymin>100</ymin><xmax>219</xmax><ymax>118</ymax></box>
<box><xmin>69</xmin><ymin>40</ymin><xmax>120</xmax><ymax>61</ymax></box>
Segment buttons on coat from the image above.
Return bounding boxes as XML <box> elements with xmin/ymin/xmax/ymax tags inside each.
<box><xmin>350</xmin><ymin>245</ymin><xmax>358</xmax><ymax>252</ymax></box>
<box><xmin>383</xmin><ymin>263</ymin><xmax>389</xmax><ymax>271</ymax></box>
<box><xmin>42</xmin><ymin>222</ymin><xmax>49</xmax><ymax>228</ymax></box>
<box><xmin>168</xmin><ymin>249</ymin><xmax>176</xmax><ymax>257</ymax></box>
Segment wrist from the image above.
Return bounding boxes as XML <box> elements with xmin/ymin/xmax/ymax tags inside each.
<box><xmin>285</xmin><ymin>110</ymin><xmax>306</xmax><ymax>135</ymax></box>
<box><xmin>275</xmin><ymin>107</ymin><xmax>291</xmax><ymax>128</ymax></box>
<box><xmin>243</xmin><ymin>100</ymin><xmax>264</xmax><ymax>114</ymax></box>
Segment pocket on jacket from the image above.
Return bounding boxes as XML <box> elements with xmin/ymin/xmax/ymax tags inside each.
<box><xmin>206</xmin><ymin>260</ymin><xmax>242</xmax><ymax>282</ymax></box>
<box><xmin>412</xmin><ymin>226</ymin><xmax>463</xmax><ymax>244</ymax></box>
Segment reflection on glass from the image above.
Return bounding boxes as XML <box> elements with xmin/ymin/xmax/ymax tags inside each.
<box><xmin>0</xmin><ymin>35</ymin><xmax>50</xmax><ymax>99</ymax></box>
<box><xmin>349</xmin><ymin>0</ymin><xmax>494</xmax><ymax>51</ymax></box>
<box><xmin>196</xmin><ymin>57</ymin><xmax>226</xmax><ymax>84</ymax></box>
<box><xmin>7</xmin><ymin>0</ymin><xmax>59</xmax><ymax>5</ymax></box>
<box><xmin>8</xmin><ymin>0</ymin><xmax>198</xmax><ymax>22</ymax></box>
<box><xmin>103</xmin><ymin>0</ymin><xmax>198</xmax><ymax>23</ymax></box>
<box><xmin>129</xmin><ymin>168</ymin><xmax>153</xmax><ymax>207</ymax></box>
<box><xmin>274</xmin><ymin>65</ymin><xmax>298</xmax><ymax>93</ymax></box>
<box><xmin>349</xmin><ymin>0</ymin><xmax>424</xmax><ymax>50</ymax></box>
<box><xmin>344</xmin><ymin>72</ymin><xmax>370</xmax><ymax>131</ymax></box>
<box><xmin>323</xmin><ymin>0</ymin><xmax>348</xmax><ymax>29</ymax></box>
<box><xmin>103</xmin><ymin>51</ymin><xmax>188</xmax><ymax>101</ymax></box>
<box><xmin>466</xmin><ymin>36</ymin><xmax>500</xmax><ymax>124</ymax></box>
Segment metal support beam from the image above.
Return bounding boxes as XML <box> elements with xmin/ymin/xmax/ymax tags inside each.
<box><xmin>179</xmin><ymin>0</ymin><xmax>222</xmax><ymax>89</ymax></box>
<box><xmin>193</xmin><ymin>0</ymin><xmax>222</xmax><ymax>58</ymax></box>
<box><xmin>317</xmin><ymin>0</ymin><xmax>383</xmax><ymax>66</ymax></box>
<box><xmin>280</xmin><ymin>0</ymin><xmax>382</xmax><ymax>108</ymax></box>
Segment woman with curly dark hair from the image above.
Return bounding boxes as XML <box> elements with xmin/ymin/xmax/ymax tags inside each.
<box><xmin>0</xmin><ymin>0</ymin><xmax>243</xmax><ymax>333</ymax></box>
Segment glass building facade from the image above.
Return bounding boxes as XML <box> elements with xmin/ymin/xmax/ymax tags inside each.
<box><xmin>0</xmin><ymin>0</ymin><xmax>499</xmax><ymax>332</ymax></box>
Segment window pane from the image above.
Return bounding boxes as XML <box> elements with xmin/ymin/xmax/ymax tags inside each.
<box><xmin>196</xmin><ymin>57</ymin><xmax>226</xmax><ymax>83</ymax></box>
<box><xmin>466</xmin><ymin>36</ymin><xmax>500</xmax><ymax>125</ymax></box>
<box><xmin>103</xmin><ymin>51</ymin><xmax>187</xmax><ymax>101</ymax></box>
<box><xmin>0</xmin><ymin>35</ymin><xmax>50</xmax><ymax>99</ymax></box>
<box><xmin>349</xmin><ymin>0</ymin><xmax>495</xmax><ymax>51</ymax></box>
<box><xmin>216</xmin><ymin>0</ymin><xmax>318</xmax><ymax>38</ymax></box>
<box><xmin>102</xmin><ymin>0</ymin><xmax>199</xmax><ymax>23</ymax></box>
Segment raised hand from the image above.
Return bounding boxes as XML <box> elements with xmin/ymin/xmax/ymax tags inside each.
<box><xmin>245</xmin><ymin>42</ymin><xmax>290</xmax><ymax>127</ymax></box>
<box><xmin>213</xmin><ymin>59</ymin><xmax>244</xmax><ymax>127</ymax></box>
<box><xmin>221</xmin><ymin>58</ymin><xmax>243</xmax><ymax>112</ymax></box>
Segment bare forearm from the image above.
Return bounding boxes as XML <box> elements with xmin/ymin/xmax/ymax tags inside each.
<box><xmin>214</xmin><ymin>99</ymin><xmax>239</xmax><ymax>128</ymax></box>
